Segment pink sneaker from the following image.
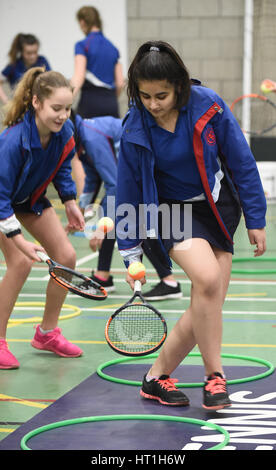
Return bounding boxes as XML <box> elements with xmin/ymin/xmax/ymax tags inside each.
<box><xmin>0</xmin><ymin>339</ymin><xmax>20</xmax><ymax>369</ymax></box>
<box><xmin>31</xmin><ymin>326</ymin><xmax>83</xmax><ymax>358</ymax></box>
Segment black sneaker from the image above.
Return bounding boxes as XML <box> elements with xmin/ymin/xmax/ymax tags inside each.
<box><xmin>140</xmin><ymin>374</ymin><xmax>190</xmax><ymax>406</ymax></box>
<box><xmin>203</xmin><ymin>372</ymin><xmax>231</xmax><ymax>410</ymax></box>
<box><xmin>90</xmin><ymin>271</ymin><xmax>115</xmax><ymax>292</ymax></box>
<box><xmin>143</xmin><ymin>281</ymin><xmax>182</xmax><ymax>301</ymax></box>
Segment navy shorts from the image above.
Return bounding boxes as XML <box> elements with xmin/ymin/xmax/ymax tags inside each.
<box><xmin>13</xmin><ymin>195</ymin><xmax>52</xmax><ymax>214</ymax></box>
<box><xmin>159</xmin><ymin>178</ymin><xmax>242</xmax><ymax>254</ymax></box>
<box><xmin>77</xmin><ymin>82</ymin><xmax>119</xmax><ymax>119</ymax></box>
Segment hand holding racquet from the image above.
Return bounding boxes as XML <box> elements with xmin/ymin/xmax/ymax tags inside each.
<box><xmin>37</xmin><ymin>251</ymin><xmax>107</xmax><ymax>300</ymax></box>
<box><xmin>105</xmin><ymin>263</ymin><xmax>167</xmax><ymax>356</ymax></box>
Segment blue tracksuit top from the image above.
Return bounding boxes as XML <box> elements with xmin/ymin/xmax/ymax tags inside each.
<box><xmin>115</xmin><ymin>84</ymin><xmax>267</xmax><ymax>266</ymax></box>
<box><xmin>0</xmin><ymin>110</ymin><xmax>76</xmax><ymax>236</ymax></box>
<box><xmin>75</xmin><ymin>32</ymin><xmax>119</xmax><ymax>89</ymax></box>
<box><xmin>75</xmin><ymin>114</ymin><xmax>122</xmax><ymax>214</ymax></box>
<box><xmin>1</xmin><ymin>56</ymin><xmax>51</xmax><ymax>87</ymax></box>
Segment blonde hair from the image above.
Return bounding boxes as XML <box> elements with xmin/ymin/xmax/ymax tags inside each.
<box><xmin>76</xmin><ymin>6</ymin><xmax>102</xmax><ymax>32</ymax></box>
<box><xmin>3</xmin><ymin>67</ymin><xmax>73</xmax><ymax>127</ymax></box>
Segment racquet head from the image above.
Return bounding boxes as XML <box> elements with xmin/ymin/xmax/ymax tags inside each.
<box><xmin>37</xmin><ymin>251</ymin><xmax>107</xmax><ymax>300</ymax></box>
<box><xmin>105</xmin><ymin>280</ymin><xmax>167</xmax><ymax>357</ymax></box>
<box><xmin>230</xmin><ymin>93</ymin><xmax>276</xmax><ymax>136</ymax></box>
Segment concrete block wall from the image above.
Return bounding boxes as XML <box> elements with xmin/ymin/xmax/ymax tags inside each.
<box><xmin>126</xmin><ymin>0</ymin><xmax>245</xmax><ymax>109</ymax></box>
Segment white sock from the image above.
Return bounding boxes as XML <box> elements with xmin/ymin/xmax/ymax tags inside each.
<box><xmin>163</xmin><ymin>280</ymin><xmax>178</xmax><ymax>287</ymax></box>
<box><xmin>39</xmin><ymin>326</ymin><xmax>54</xmax><ymax>335</ymax></box>
<box><xmin>146</xmin><ymin>374</ymin><xmax>160</xmax><ymax>382</ymax></box>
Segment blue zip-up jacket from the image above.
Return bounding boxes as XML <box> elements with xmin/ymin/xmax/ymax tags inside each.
<box><xmin>0</xmin><ymin>110</ymin><xmax>76</xmax><ymax>237</ymax></box>
<box><xmin>75</xmin><ymin>114</ymin><xmax>122</xmax><ymax>214</ymax></box>
<box><xmin>116</xmin><ymin>84</ymin><xmax>267</xmax><ymax>266</ymax></box>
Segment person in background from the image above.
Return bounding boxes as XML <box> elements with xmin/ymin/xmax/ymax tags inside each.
<box><xmin>0</xmin><ymin>33</ymin><xmax>51</xmax><ymax>105</ymax></box>
<box><xmin>71</xmin><ymin>111</ymin><xmax>182</xmax><ymax>299</ymax></box>
<box><xmin>71</xmin><ymin>6</ymin><xmax>125</xmax><ymax>119</ymax></box>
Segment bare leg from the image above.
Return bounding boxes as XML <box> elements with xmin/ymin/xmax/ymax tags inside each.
<box><xmin>17</xmin><ymin>208</ymin><xmax>76</xmax><ymax>330</ymax></box>
<box><xmin>0</xmin><ymin>233</ymin><xmax>33</xmax><ymax>339</ymax></box>
<box><xmin>148</xmin><ymin>238</ymin><xmax>232</xmax><ymax>377</ymax></box>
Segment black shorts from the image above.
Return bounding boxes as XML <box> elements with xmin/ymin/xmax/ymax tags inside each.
<box><xmin>159</xmin><ymin>178</ymin><xmax>242</xmax><ymax>254</ymax></box>
<box><xmin>12</xmin><ymin>195</ymin><xmax>52</xmax><ymax>215</ymax></box>
<box><xmin>77</xmin><ymin>82</ymin><xmax>119</xmax><ymax>119</ymax></box>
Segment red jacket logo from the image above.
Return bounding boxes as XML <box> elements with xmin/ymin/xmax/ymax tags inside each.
<box><xmin>205</xmin><ymin>127</ymin><xmax>216</xmax><ymax>145</ymax></box>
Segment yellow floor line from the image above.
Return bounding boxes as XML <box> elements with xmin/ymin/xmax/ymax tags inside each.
<box><xmin>6</xmin><ymin>338</ymin><xmax>276</xmax><ymax>348</ymax></box>
<box><xmin>0</xmin><ymin>428</ymin><xmax>14</xmax><ymax>433</ymax></box>
<box><xmin>0</xmin><ymin>394</ymin><xmax>47</xmax><ymax>409</ymax></box>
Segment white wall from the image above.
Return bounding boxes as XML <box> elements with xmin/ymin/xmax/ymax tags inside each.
<box><xmin>0</xmin><ymin>0</ymin><xmax>128</xmax><ymax>79</ymax></box>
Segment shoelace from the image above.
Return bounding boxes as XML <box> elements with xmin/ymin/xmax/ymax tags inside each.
<box><xmin>157</xmin><ymin>377</ymin><xmax>179</xmax><ymax>391</ymax></box>
<box><xmin>205</xmin><ymin>376</ymin><xmax>227</xmax><ymax>395</ymax></box>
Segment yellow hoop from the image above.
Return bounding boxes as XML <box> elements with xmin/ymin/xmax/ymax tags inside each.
<box><xmin>8</xmin><ymin>303</ymin><xmax>81</xmax><ymax>324</ymax></box>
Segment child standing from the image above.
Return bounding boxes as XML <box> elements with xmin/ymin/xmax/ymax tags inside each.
<box><xmin>116</xmin><ymin>41</ymin><xmax>267</xmax><ymax>410</ymax></box>
<box><xmin>0</xmin><ymin>67</ymin><xmax>85</xmax><ymax>369</ymax></box>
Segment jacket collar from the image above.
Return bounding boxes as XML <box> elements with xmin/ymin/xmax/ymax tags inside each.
<box><xmin>123</xmin><ymin>85</ymin><xmax>218</xmax><ymax>149</ymax></box>
<box><xmin>21</xmin><ymin>110</ymin><xmax>69</xmax><ymax>152</ymax></box>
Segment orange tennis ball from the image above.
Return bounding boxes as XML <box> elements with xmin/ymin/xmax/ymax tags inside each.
<box><xmin>97</xmin><ymin>217</ymin><xmax>114</xmax><ymax>233</ymax></box>
<box><xmin>260</xmin><ymin>83</ymin><xmax>270</xmax><ymax>94</ymax></box>
<box><xmin>128</xmin><ymin>262</ymin><xmax>146</xmax><ymax>280</ymax></box>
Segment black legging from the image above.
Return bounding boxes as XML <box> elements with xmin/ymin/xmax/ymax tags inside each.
<box><xmin>97</xmin><ymin>235</ymin><xmax>172</xmax><ymax>280</ymax></box>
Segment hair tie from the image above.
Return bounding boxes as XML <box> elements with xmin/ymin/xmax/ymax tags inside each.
<box><xmin>150</xmin><ymin>46</ymin><xmax>160</xmax><ymax>52</ymax></box>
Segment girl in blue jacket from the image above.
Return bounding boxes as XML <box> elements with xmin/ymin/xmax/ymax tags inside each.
<box><xmin>71</xmin><ymin>112</ymin><xmax>182</xmax><ymax>296</ymax></box>
<box><xmin>0</xmin><ymin>67</ymin><xmax>85</xmax><ymax>369</ymax></box>
<box><xmin>0</xmin><ymin>33</ymin><xmax>51</xmax><ymax>105</ymax></box>
<box><xmin>116</xmin><ymin>41</ymin><xmax>267</xmax><ymax>410</ymax></box>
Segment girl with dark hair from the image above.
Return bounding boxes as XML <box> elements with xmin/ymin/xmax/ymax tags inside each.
<box><xmin>71</xmin><ymin>6</ymin><xmax>125</xmax><ymax>118</ymax></box>
<box><xmin>0</xmin><ymin>33</ymin><xmax>51</xmax><ymax>104</ymax></box>
<box><xmin>0</xmin><ymin>67</ymin><xmax>84</xmax><ymax>369</ymax></box>
<box><xmin>116</xmin><ymin>41</ymin><xmax>267</xmax><ymax>410</ymax></box>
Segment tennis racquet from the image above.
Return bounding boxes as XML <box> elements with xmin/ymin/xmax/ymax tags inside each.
<box><xmin>37</xmin><ymin>251</ymin><xmax>107</xmax><ymax>300</ymax></box>
<box><xmin>105</xmin><ymin>280</ymin><xmax>167</xmax><ymax>357</ymax></box>
<box><xmin>230</xmin><ymin>93</ymin><xmax>276</xmax><ymax>136</ymax></box>
<box><xmin>260</xmin><ymin>78</ymin><xmax>276</xmax><ymax>94</ymax></box>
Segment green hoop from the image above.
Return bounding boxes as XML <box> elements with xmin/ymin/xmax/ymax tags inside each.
<box><xmin>232</xmin><ymin>257</ymin><xmax>276</xmax><ymax>274</ymax></box>
<box><xmin>20</xmin><ymin>413</ymin><xmax>229</xmax><ymax>451</ymax></box>
<box><xmin>96</xmin><ymin>352</ymin><xmax>275</xmax><ymax>388</ymax></box>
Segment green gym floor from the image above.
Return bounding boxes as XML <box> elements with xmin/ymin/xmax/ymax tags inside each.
<box><xmin>1</xmin><ymin>192</ymin><xmax>276</xmax><ymax>445</ymax></box>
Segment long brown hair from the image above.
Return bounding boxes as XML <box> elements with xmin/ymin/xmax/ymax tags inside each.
<box><xmin>3</xmin><ymin>67</ymin><xmax>73</xmax><ymax>127</ymax></box>
<box><xmin>76</xmin><ymin>6</ymin><xmax>102</xmax><ymax>33</ymax></box>
<box><xmin>8</xmin><ymin>33</ymin><xmax>40</xmax><ymax>64</ymax></box>
<box><xmin>127</xmin><ymin>40</ymin><xmax>191</xmax><ymax>110</ymax></box>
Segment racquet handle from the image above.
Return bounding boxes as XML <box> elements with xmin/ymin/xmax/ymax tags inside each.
<box><xmin>134</xmin><ymin>280</ymin><xmax>142</xmax><ymax>292</ymax></box>
<box><xmin>36</xmin><ymin>251</ymin><xmax>50</xmax><ymax>262</ymax></box>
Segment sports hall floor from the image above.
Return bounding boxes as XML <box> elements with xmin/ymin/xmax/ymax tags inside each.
<box><xmin>0</xmin><ymin>190</ymin><xmax>276</xmax><ymax>452</ymax></box>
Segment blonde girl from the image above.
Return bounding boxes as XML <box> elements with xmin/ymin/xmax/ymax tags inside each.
<box><xmin>0</xmin><ymin>67</ymin><xmax>84</xmax><ymax>369</ymax></box>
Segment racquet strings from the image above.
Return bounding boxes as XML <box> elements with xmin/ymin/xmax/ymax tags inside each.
<box><xmin>52</xmin><ymin>266</ymin><xmax>101</xmax><ymax>295</ymax></box>
<box><xmin>232</xmin><ymin>95</ymin><xmax>276</xmax><ymax>135</ymax></box>
<box><xmin>108</xmin><ymin>304</ymin><xmax>165</xmax><ymax>354</ymax></box>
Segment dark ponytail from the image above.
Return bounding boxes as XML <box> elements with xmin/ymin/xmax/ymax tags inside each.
<box><xmin>127</xmin><ymin>40</ymin><xmax>191</xmax><ymax>109</ymax></box>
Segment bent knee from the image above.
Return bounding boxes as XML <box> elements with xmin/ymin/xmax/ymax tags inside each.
<box><xmin>193</xmin><ymin>271</ymin><xmax>222</xmax><ymax>298</ymax></box>
<box><xmin>9</xmin><ymin>253</ymin><xmax>33</xmax><ymax>276</ymax></box>
<box><xmin>52</xmin><ymin>245</ymin><xmax>76</xmax><ymax>269</ymax></box>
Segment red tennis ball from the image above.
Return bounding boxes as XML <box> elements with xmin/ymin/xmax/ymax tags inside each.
<box><xmin>128</xmin><ymin>262</ymin><xmax>146</xmax><ymax>280</ymax></box>
<box><xmin>97</xmin><ymin>217</ymin><xmax>114</xmax><ymax>233</ymax></box>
